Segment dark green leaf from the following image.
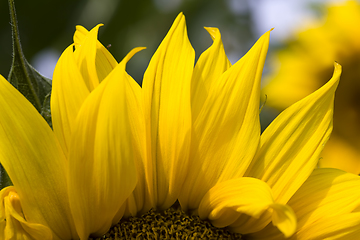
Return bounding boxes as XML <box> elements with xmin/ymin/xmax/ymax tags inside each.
<box><xmin>1</xmin><ymin>0</ymin><xmax>53</xmax><ymax>190</ymax></box>
<box><xmin>8</xmin><ymin>0</ymin><xmax>52</xmax><ymax>126</ymax></box>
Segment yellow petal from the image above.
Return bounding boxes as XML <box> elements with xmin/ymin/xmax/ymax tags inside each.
<box><xmin>51</xmin><ymin>44</ymin><xmax>90</xmax><ymax>155</ymax></box>
<box><xmin>142</xmin><ymin>12</ymin><xmax>195</xmax><ymax>209</ymax></box>
<box><xmin>0</xmin><ymin>75</ymin><xmax>77</xmax><ymax>239</ymax></box>
<box><xmin>119</xmin><ymin>47</ymin><xmax>153</xmax><ymax>218</ymax></box>
<box><xmin>270</xmin><ymin>203</ymin><xmax>297</xmax><ymax>238</ymax></box>
<box><xmin>76</xmin><ymin>25</ymin><xmax>118</xmax><ymax>81</ymax></box>
<box><xmin>246</xmin><ymin>63</ymin><xmax>341</xmax><ymax>204</ymax></box>
<box><xmin>191</xmin><ymin>27</ymin><xmax>231</xmax><ymax>121</ymax></box>
<box><xmin>296</xmin><ymin>212</ymin><xmax>360</xmax><ymax>240</ymax></box>
<box><xmin>73</xmin><ymin>24</ymin><xmax>117</xmax><ymax>92</ymax></box>
<box><xmin>248</xmin><ymin>168</ymin><xmax>360</xmax><ymax>240</ymax></box>
<box><xmin>289</xmin><ymin>168</ymin><xmax>360</xmax><ymax>231</ymax></box>
<box><xmin>198</xmin><ymin>177</ymin><xmax>296</xmax><ymax>236</ymax></box>
<box><xmin>67</xmin><ymin>48</ymin><xmax>141</xmax><ymax>239</ymax></box>
<box><xmin>1</xmin><ymin>187</ymin><xmax>52</xmax><ymax>240</ymax></box>
<box><xmin>180</xmin><ymin>30</ymin><xmax>270</xmax><ymax>211</ymax></box>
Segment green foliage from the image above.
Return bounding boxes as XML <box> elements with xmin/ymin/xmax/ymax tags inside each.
<box><xmin>8</xmin><ymin>0</ymin><xmax>52</xmax><ymax>126</ymax></box>
<box><xmin>1</xmin><ymin>0</ymin><xmax>53</xmax><ymax>190</ymax></box>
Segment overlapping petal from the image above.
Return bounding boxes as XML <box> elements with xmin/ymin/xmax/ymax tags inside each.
<box><xmin>191</xmin><ymin>27</ymin><xmax>231</xmax><ymax>121</ymax></box>
<box><xmin>249</xmin><ymin>168</ymin><xmax>360</xmax><ymax>239</ymax></box>
<box><xmin>73</xmin><ymin>25</ymin><xmax>118</xmax><ymax>82</ymax></box>
<box><xmin>246</xmin><ymin>63</ymin><xmax>341</xmax><ymax>204</ymax></box>
<box><xmin>141</xmin><ymin>12</ymin><xmax>194</xmax><ymax>210</ymax></box>
<box><xmin>180</xmin><ymin>30</ymin><xmax>270</xmax><ymax>211</ymax></box>
<box><xmin>67</xmin><ymin>49</ymin><xmax>142</xmax><ymax>239</ymax></box>
<box><xmin>0</xmin><ymin>187</ymin><xmax>52</xmax><ymax>240</ymax></box>
<box><xmin>51</xmin><ymin>45</ymin><xmax>90</xmax><ymax>154</ymax></box>
<box><xmin>291</xmin><ymin>168</ymin><xmax>360</xmax><ymax>239</ymax></box>
<box><xmin>0</xmin><ymin>11</ymin><xmax>351</xmax><ymax>240</ymax></box>
<box><xmin>52</xmin><ymin>25</ymin><xmax>117</xmax><ymax>156</ymax></box>
<box><xmin>198</xmin><ymin>177</ymin><xmax>296</xmax><ymax>237</ymax></box>
<box><xmin>0</xmin><ymin>75</ymin><xmax>77</xmax><ymax>239</ymax></box>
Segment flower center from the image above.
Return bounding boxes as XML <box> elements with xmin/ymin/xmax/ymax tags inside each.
<box><xmin>89</xmin><ymin>204</ymin><xmax>243</xmax><ymax>239</ymax></box>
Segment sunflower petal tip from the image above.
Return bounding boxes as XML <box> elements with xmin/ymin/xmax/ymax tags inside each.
<box><xmin>204</xmin><ymin>27</ymin><xmax>220</xmax><ymax>40</ymax></box>
<box><xmin>334</xmin><ymin>61</ymin><xmax>342</xmax><ymax>72</ymax></box>
<box><xmin>120</xmin><ymin>47</ymin><xmax>146</xmax><ymax>66</ymax></box>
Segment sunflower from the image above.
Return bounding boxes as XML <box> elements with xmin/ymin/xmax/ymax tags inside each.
<box><xmin>262</xmin><ymin>0</ymin><xmax>360</xmax><ymax>174</ymax></box>
<box><xmin>0</xmin><ymin>13</ymin><xmax>343</xmax><ymax>239</ymax></box>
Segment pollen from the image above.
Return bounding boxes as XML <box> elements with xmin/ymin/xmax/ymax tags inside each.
<box><xmin>89</xmin><ymin>203</ymin><xmax>242</xmax><ymax>240</ymax></box>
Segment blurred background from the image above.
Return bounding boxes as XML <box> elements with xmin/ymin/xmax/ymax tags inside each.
<box><xmin>2</xmin><ymin>0</ymin><xmax>360</xmax><ymax>174</ymax></box>
<box><xmin>0</xmin><ymin>0</ymin><xmax>342</xmax><ymax>81</ymax></box>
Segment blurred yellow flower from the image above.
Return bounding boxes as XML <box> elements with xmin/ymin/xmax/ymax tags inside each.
<box><xmin>262</xmin><ymin>0</ymin><xmax>360</xmax><ymax>174</ymax></box>
<box><xmin>0</xmin><ymin>12</ymin><xmax>343</xmax><ymax>239</ymax></box>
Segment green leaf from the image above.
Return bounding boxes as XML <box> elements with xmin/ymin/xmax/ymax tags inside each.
<box><xmin>1</xmin><ymin>0</ymin><xmax>53</xmax><ymax>190</ymax></box>
<box><xmin>7</xmin><ymin>0</ymin><xmax>52</xmax><ymax>127</ymax></box>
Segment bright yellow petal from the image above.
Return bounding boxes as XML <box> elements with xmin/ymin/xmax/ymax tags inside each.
<box><xmin>289</xmin><ymin>168</ymin><xmax>360</xmax><ymax>231</ymax></box>
<box><xmin>119</xmin><ymin>47</ymin><xmax>153</xmax><ymax>218</ymax></box>
<box><xmin>198</xmin><ymin>177</ymin><xmax>296</xmax><ymax>236</ymax></box>
<box><xmin>74</xmin><ymin>25</ymin><xmax>118</xmax><ymax>81</ymax></box>
<box><xmin>51</xmin><ymin>44</ymin><xmax>90</xmax><ymax>155</ymax></box>
<box><xmin>142</xmin><ymin>12</ymin><xmax>195</xmax><ymax>210</ymax></box>
<box><xmin>245</xmin><ymin>63</ymin><xmax>341</xmax><ymax>204</ymax></box>
<box><xmin>191</xmin><ymin>27</ymin><xmax>231</xmax><ymax>121</ymax></box>
<box><xmin>67</xmin><ymin>49</ymin><xmax>141</xmax><ymax>239</ymax></box>
<box><xmin>1</xmin><ymin>187</ymin><xmax>52</xmax><ymax>240</ymax></box>
<box><xmin>0</xmin><ymin>75</ymin><xmax>77</xmax><ymax>239</ymax></box>
<box><xmin>296</xmin><ymin>212</ymin><xmax>360</xmax><ymax>240</ymax></box>
<box><xmin>180</xmin><ymin>30</ymin><xmax>270</xmax><ymax>211</ymax></box>
<box><xmin>73</xmin><ymin>24</ymin><xmax>117</xmax><ymax>93</ymax></box>
<box><xmin>249</xmin><ymin>168</ymin><xmax>360</xmax><ymax>240</ymax></box>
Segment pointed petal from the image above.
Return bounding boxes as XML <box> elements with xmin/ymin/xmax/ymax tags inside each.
<box><xmin>67</xmin><ymin>49</ymin><xmax>141</xmax><ymax>239</ymax></box>
<box><xmin>246</xmin><ymin>63</ymin><xmax>341</xmax><ymax>204</ymax></box>
<box><xmin>191</xmin><ymin>27</ymin><xmax>231</xmax><ymax>121</ymax></box>
<box><xmin>198</xmin><ymin>177</ymin><xmax>296</xmax><ymax>236</ymax></box>
<box><xmin>1</xmin><ymin>187</ymin><xmax>52</xmax><ymax>240</ymax></box>
<box><xmin>142</xmin><ymin>13</ymin><xmax>195</xmax><ymax>209</ymax></box>
<box><xmin>0</xmin><ymin>75</ymin><xmax>77</xmax><ymax>239</ymax></box>
<box><xmin>180</xmin><ymin>31</ymin><xmax>270</xmax><ymax>210</ymax></box>
<box><xmin>73</xmin><ymin>24</ymin><xmax>117</xmax><ymax>92</ymax></box>
<box><xmin>74</xmin><ymin>25</ymin><xmax>118</xmax><ymax>82</ymax></box>
<box><xmin>121</xmin><ymin>48</ymin><xmax>153</xmax><ymax>218</ymax></box>
<box><xmin>51</xmin><ymin>45</ymin><xmax>90</xmax><ymax>155</ymax></box>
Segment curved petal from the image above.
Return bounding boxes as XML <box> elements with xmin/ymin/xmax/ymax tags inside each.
<box><xmin>51</xmin><ymin>45</ymin><xmax>90</xmax><ymax>155</ymax></box>
<box><xmin>142</xmin><ymin>12</ymin><xmax>195</xmax><ymax>210</ymax></box>
<box><xmin>1</xmin><ymin>187</ymin><xmax>52</xmax><ymax>240</ymax></box>
<box><xmin>74</xmin><ymin>25</ymin><xmax>118</xmax><ymax>82</ymax></box>
<box><xmin>191</xmin><ymin>27</ymin><xmax>231</xmax><ymax>121</ymax></box>
<box><xmin>289</xmin><ymin>168</ymin><xmax>360</xmax><ymax>231</ymax></box>
<box><xmin>245</xmin><ymin>63</ymin><xmax>341</xmax><ymax>204</ymax></box>
<box><xmin>0</xmin><ymin>75</ymin><xmax>77</xmax><ymax>239</ymax></box>
<box><xmin>180</xmin><ymin>30</ymin><xmax>271</xmax><ymax>211</ymax></box>
<box><xmin>198</xmin><ymin>177</ymin><xmax>296</xmax><ymax>236</ymax></box>
<box><xmin>67</xmin><ymin>49</ymin><xmax>141</xmax><ymax>239</ymax></box>
<box><xmin>73</xmin><ymin>24</ymin><xmax>117</xmax><ymax>93</ymax></box>
<box><xmin>248</xmin><ymin>168</ymin><xmax>360</xmax><ymax>240</ymax></box>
